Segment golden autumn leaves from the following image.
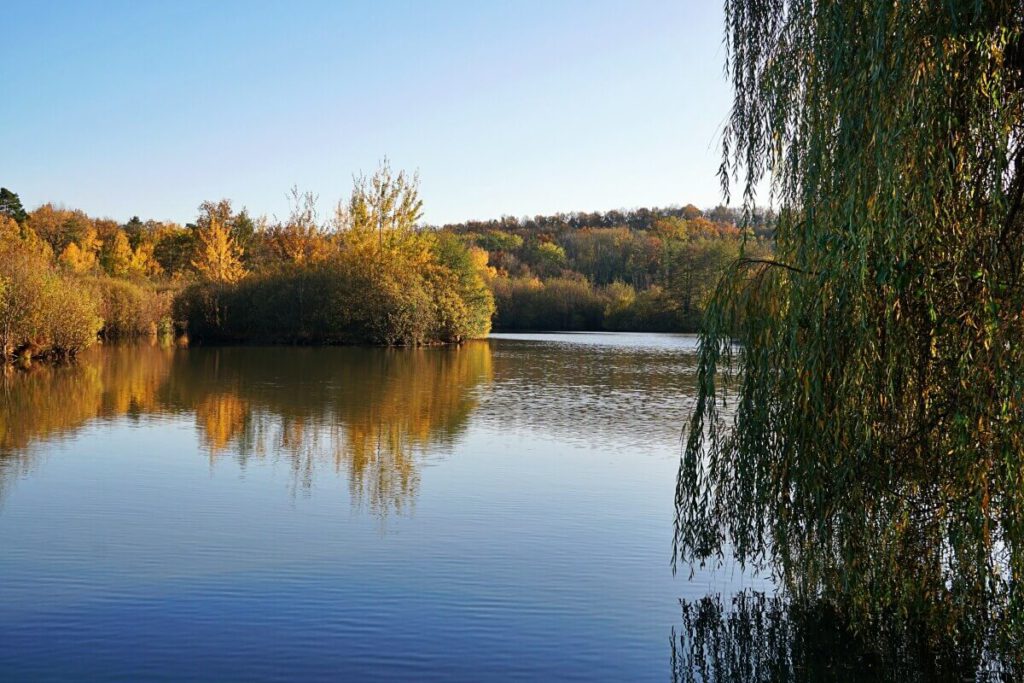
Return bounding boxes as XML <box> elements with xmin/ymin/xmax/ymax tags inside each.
<box><xmin>0</xmin><ymin>343</ymin><xmax>494</xmax><ymax>516</ymax></box>
<box><xmin>191</xmin><ymin>218</ymin><xmax>246</xmax><ymax>284</ymax></box>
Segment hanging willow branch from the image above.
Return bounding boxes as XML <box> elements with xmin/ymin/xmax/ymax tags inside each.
<box><xmin>675</xmin><ymin>0</ymin><xmax>1024</xmax><ymax>660</ymax></box>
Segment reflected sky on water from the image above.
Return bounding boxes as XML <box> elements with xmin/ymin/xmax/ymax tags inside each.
<box><xmin>0</xmin><ymin>333</ymin><xmax>766</xmax><ymax>682</ymax></box>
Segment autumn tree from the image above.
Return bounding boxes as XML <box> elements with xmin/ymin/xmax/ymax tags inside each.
<box><xmin>0</xmin><ymin>240</ymin><xmax>100</xmax><ymax>359</ymax></box>
<box><xmin>129</xmin><ymin>241</ymin><xmax>162</xmax><ymax>278</ymax></box>
<box><xmin>193</xmin><ymin>199</ymin><xmax>255</xmax><ymax>257</ymax></box>
<box><xmin>0</xmin><ymin>247</ymin><xmax>48</xmax><ymax>357</ymax></box>
<box><xmin>680</xmin><ymin>204</ymin><xmax>702</xmax><ymax>221</ymax></box>
<box><xmin>179</xmin><ymin>163</ymin><xmax>493</xmax><ymax>346</ymax></box>
<box><xmin>192</xmin><ymin>217</ymin><xmax>245</xmax><ymax>284</ymax></box>
<box><xmin>57</xmin><ymin>226</ymin><xmax>102</xmax><ymax>274</ymax></box>
<box><xmin>28</xmin><ymin>205</ymin><xmax>94</xmax><ymax>255</ymax></box>
<box><xmin>101</xmin><ymin>230</ymin><xmax>134</xmax><ymax>278</ymax></box>
<box><xmin>263</xmin><ymin>187</ymin><xmax>333</xmax><ymax>267</ymax></box>
<box><xmin>0</xmin><ymin>215</ymin><xmax>21</xmax><ymax>241</ymax></box>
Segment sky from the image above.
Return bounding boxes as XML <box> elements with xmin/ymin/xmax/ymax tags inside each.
<box><xmin>0</xmin><ymin>1</ymin><xmax>734</xmax><ymax>226</ymax></box>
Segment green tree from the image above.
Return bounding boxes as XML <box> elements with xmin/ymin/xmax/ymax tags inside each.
<box><xmin>122</xmin><ymin>216</ymin><xmax>145</xmax><ymax>248</ymax></box>
<box><xmin>474</xmin><ymin>230</ymin><xmax>523</xmax><ymax>253</ymax></box>
<box><xmin>232</xmin><ymin>209</ymin><xmax>255</xmax><ymax>250</ymax></box>
<box><xmin>0</xmin><ymin>188</ymin><xmax>27</xmax><ymax>224</ymax></box>
<box><xmin>675</xmin><ymin>0</ymin><xmax>1024</xmax><ymax>658</ymax></box>
<box><xmin>153</xmin><ymin>225</ymin><xmax>195</xmax><ymax>277</ymax></box>
<box><xmin>431</xmin><ymin>234</ymin><xmax>495</xmax><ymax>339</ymax></box>
<box><xmin>526</xmin><ymin>240</ymin><xmax>567</xmax><ymax>278</ymax></box>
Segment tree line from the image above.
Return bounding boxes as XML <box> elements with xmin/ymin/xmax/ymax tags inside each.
<box><xmin>0</xmin><ymin>169</ymin><xmax>768</xmax><ymax>360</ymax></box>
<box><xmin>442</xmin><ymin>205</ymin><xmax>773</xmax><ymax>331</ymax></box>
<box><xmin>0</xmin><ymin>164</ymin><xmax>494</xmax><ymax>359</ymax></box>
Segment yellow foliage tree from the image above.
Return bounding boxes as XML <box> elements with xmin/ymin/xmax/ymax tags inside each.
<box><xmin>102</xmin><ymin>230</ymin><xmax>133</xmax><ymax>278</ymax></box>
<box><xmin>192</xmin><ymin>218</ymin><xmax>245</xmax><ymax>283</ymax></box>
<box><xmin>59</xmin><ymin>238</ymin><xmax>99</xmax><ymax>274</ymax></box>
<box><xmin>130</xmin><ymin>242</ymin><xmax>163</xmax><ymax>278</ymax></box>
<box><xmin>59</xmin><ymin>225</ymin><xmax>103</xmax><ymax>274</ymax></box>
<box><xmin>468</xmin><ymin>246</ymin><xmax>496</xmax><ymax>282</ymax></box>
<box><xmin>0</xmin><ymin>215</ymin><xmax>19</xmax><ymax>240</ymax></box>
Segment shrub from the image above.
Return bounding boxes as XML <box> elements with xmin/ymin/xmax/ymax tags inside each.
<box><xmin>175</xmin><ymin>239</ymin><xmax>494</xmax><ymax>346</ymax></box>
<box><xmin>43</xmin><ymin>279</ymin><xmax>102</xmax><ymax>357</ymax></box>
<box><xmin>492</xmin><ymin>275</ymin><xmax>604</xmax><ymax>330</ymax></box>
<box><xmin>0</xmin><ymin>243</ymin><xmax>101</xmax><ymax>360</ymax></box>
<box><xmin>87</xmin><ymin>277</ymin><xmax>173</xmax><ymax>338</ymax></box>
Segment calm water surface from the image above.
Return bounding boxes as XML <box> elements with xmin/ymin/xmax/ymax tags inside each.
<box><xmin>0</xmin><ymin>333</ymin><xmax>762</xmax><ymax>681</ymax></box>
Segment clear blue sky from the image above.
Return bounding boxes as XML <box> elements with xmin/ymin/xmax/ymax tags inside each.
<box><xmin>0</xmin><ymin>1</ymin><xmax>733</xmax><ymax>226</ymax></box>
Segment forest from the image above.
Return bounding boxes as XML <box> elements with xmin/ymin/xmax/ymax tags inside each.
<box><xmin>444</xmin><ymin>205</ymin><xmax>772</xmax><ymax>331</ymax></box>
<box><xmin>0</xmin><ymin>165</ymin><xmax>770</xmax><ymax>360</ymax></box>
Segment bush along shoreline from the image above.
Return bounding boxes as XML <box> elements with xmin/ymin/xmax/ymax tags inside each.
<box><xmin>175</xmin><ymin>232</ymin><xmax>494</xmax><ymax>347</ymax></box>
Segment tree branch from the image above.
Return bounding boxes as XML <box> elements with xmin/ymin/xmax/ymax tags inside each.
<box><xmin>736</xmin><ymin>257</ymin><xmax>815</xmax><ymax>276</ymax></box>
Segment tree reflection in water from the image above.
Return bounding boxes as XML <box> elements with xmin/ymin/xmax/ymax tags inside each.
<box><xmin>0</xmin><ymin>342</ymin><xmax>492</xmax><ymax>517</ymax></box>
<box><xmin>671</xmin><ymin>471</ymin><xmax>1024</xmax><ymax>681</ymax></box>
<box><xmin>177</xmin><ymin>344</ymin><xmax>492</xmax><ymax>516</ymax></box>
<box><xmin>0</xmin><ymin>342</ymin><xmax>178</xmax><ymax>503</ymax></box>
<box><xmin>670</xmin><ymin>464</ymin><xmax>1024</xmax><ymax>680</ymax></box>
<box><xmin>670</xmin><ymin>590</ymin><xmax>1020</xmax><ymax>683</ymax></box>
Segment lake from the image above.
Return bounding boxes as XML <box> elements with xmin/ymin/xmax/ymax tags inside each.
<box><xmin>0</xmin><ymin>332</ymin><xmax>764</xmax><ymax>682</ymax></box>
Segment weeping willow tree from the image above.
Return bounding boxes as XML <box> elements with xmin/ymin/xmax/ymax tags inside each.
<box><xmin>675</xmin><ymin>0</ymin><xmax>1024</xmax><ymax>664</ymax></box>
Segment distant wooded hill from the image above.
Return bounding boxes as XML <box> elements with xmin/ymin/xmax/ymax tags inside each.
<box><xmin>437</xmin><ymin>204</ymin><xmax>775</xmax><ymax>332</ymax></box>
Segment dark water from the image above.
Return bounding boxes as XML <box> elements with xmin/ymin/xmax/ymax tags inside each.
<box><xmin>0</xmin><ymin>333</ymin><xmax>764</xmax><ymax>682</ymax></box>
